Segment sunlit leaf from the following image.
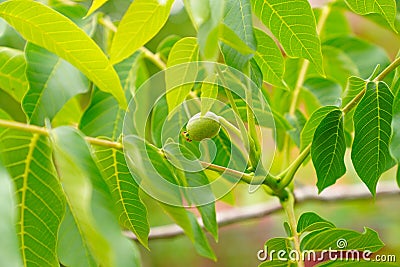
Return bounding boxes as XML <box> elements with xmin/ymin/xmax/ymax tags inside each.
<box><xmin>0</xmin><ymin>0</ymin><xmax>126</xmax><ymax>108</ymax></box>
<box><xmin>251</xmin><ymin>0</ymin><xmax>323</xmax><ymax>74</ymax></box>
<box><xmin>0</xmin><ymin>46</ymin><xmax>27</xmax><ymax>102</ymax></box>
<box><xmin>345</xmin><ymin>0</ymin><xmax>397</xmax><ymax>31</ymax></box>
<box><xmin>0</xmin><ymin>47</ymin><xmax>28</xmax><ymax>102</ymax></box>
<box><xmin>166</xmin><ymin>37</ymin><xmax>199</xmax><ymax>112</ymax></box>
<box><xmin>87</xmin><ymin>0</ymin><xmax>110</xmax><ymax>16</ymax></box>
<box><xmin>0</xmin><ymin>130</ymin><xmax>65</xmax><ymax>267</ymax></box>
<box><xmin>253</xmin><ymin>28</ymin><xmax>285</xmax><ymax>87</ymax></box>
<box><xmin>110</xmin><ymin>0</ymin><xmax>174</xmax><ymax>64</ymax></box>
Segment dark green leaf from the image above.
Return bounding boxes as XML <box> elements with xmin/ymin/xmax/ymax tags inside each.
<box><xmin>297</xmin><ymin>212</ymin><xmax>335</xmax><ymax>234</ymax></box>
<box><xmin>324</xmin><ymin>36</ymin><xmax>390</xmax><ymax>80</ymax></box>
<box><xmin>301</xmin><ymin>227</ymin><xmax>384</xmax><ymax>253</ymax></box>
<box><xmin>221</xmin><ymin>0</ymin><xmax>256</xmax><ymax>70</ymax></box>
<box><xmin>300</xmin><ymin>106</ymin><xmax>338</xmax><ymax>150</ymax></box>
<box><xmin>160</xmin><ymin>204</ymin><xmax>216</xmax><ymax>260</ymax></box>
<box><xmin>58</xmin><ymin>206</ymin><xmax>97</xmax><ymax>267</ymax></box>
<box><xmin>311</xmin><ymin>109</ymin><xmax>347</xmax><ymax>192</ymax></box>
<box><xmin>351</xmin><ymin>82</ymin><xmax>395</xmax><ymax>195</ymax></box>
<box><xmin>303</xmin><ymin>77</ymin><xmax>342</xmax><ymax>107</ymax></box>
<box><xmin>23</xmin><ymin>43</ymin><xmax>89</xmax><ymax>125</ymax></box>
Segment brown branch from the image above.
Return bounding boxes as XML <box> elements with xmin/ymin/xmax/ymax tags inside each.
<box><xmin>123</xmin><ymin>181</ymin><xmax>399</xmax><ymax>241</ymax></box>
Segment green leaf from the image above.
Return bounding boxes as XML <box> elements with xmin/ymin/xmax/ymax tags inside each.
<box><xmin>196</xmin><ymin>0</ymin><xmax>224</xmax><ymax>61</ymax></box>
<box><xmin>286</xmin><ymin>109</ymin><xmax>307</xmax><ymax>147</ymax></box>
<box><xmin>301</xmin><ymin>227</ymin><xmax>384</xmax><ymax>252</ymax></box>
<box><xmin>160</xmin><ymin>204</ymin><xmax>216</xmax><ymax>260</ymax></box>
<box><xmin>87</xmin><ymin>0</ymin><xmax>110</xmax><ymax>16</ymax></box>
<box><xmin>251</xmin><ymin>0</ymin><xmax>323</xmax><ymax>74</ymax></box>
<box><xmin>320</xmin><ymin>45</ymin><xmax>359</xmax><ymax>89</ymax></box>
<box><xmin>324</xmin><ymin>36</ymin><xmax>390</xmax><ymax>80</ymax></box>
<box><xmin>303</xmin><ymin>77</ymin><xmax>342</xmax><ymax>107</ymax></box>
<box><xmin>297</xmin><ymin>212</ymin><xmax>335</xmax><ymax>234</ymax></box>
<box><xmin>300</xmin><ymin>106</ymin><xmax>339</xmax><ymax>150</ymax></box>
<box><xmin>23</xmin><ymin>43</ymin><xmax>89</xmax><ymax>125</ymax></box>
<box><xmin>52</xmin><ymin>126</ymin><xmax>141</xmax><ymax>267</ymax></box>
<box><xmin>58</xmin><ymin>206</ymin><xmax>97</xmax><ymax>267</ymax></box>
<box><xmin>253</xmin><ymin>28</ymin><xmax>285</xmax><ymax>87</ymax></box>
<box><xmin>219</xmin><ymin>23</ymin><xmax>255</xmax><ymax>55</ymax></box>
<box><xmin>110</xmin><ymin>0</ymin><xmax>174</xmax><ymax>64</ymax></box>
<box><xmin>166</xmin><ymin>37</ymin><xmax>199</xmax><ymax>112</ymax></box>
<box><xmin>80</xmin><ymin>51</ymin><xmax>144</xmax><ymax>140</ymax></box>
<box><xmin>344</xmin><ymin>0</ymin><xmax>397</xmax><ymax>31</ymax></box>
<box><xmin>264</xmin><ymin>237</ymin><xmax>292</xmax><ymax>260</ymax></box>
<box><xmin>221</xmin><ymin>0</ymin><xmax>256</xmax><ymax>70</ymax></box>
<box><xmin>0</xmin><ymin>160</ymin><xmax>23</xmax><ymax>267</ymax></box>
<box><xmin>156</xmin><ymin>34</ymin><xmax>181</xmax><ymax>62</ymax></box>
<box><xmin>0</xmin><ymin>0</ymin><xmax>126</xmax><ymax>108</ymax></box>
<box><xmin>200</xmin><ymin>76</ymin><xmax>219</xmax><ymax>115</ymax></box>
<box><xmin>311</xmin><ymin>109</ymin><xmax>347</xmax><ymax>192</ymax></box>
<box><xmin>390</xmin><ymin>80</ymin><xmax>400</xmax><ymax>162</ymax></box>
<box><xmin>316</xmin><ymin>8</ymin><xmax>351</xmax><ymax>41</ymax></box>
<box><xmin>0</xmin><ymin>46</ymin><xmax>27</xmax><ymax>102</ymax></box>
<box><xmin>342</xmin><ymin>76</ymin><xmax>368</xmax><ymax>107</ymax></box>
<box><xmin>95</xmin><ymin>147</ymin><xmax>150</xmax><ymax>248</ymax></box>
<box><xmin>0</xmin><ymin>130</ymin><xmax>65</xmax><ymax>267</ymax></box>
<box><xmin>163</xmin><ymin>142</ymin><xmax>218</xmax><ymax>240</ymax></box>
<box><xmin>351</xmin><ymin>82</ymin><xmax>395</xmax><ymax>195</ymax></box>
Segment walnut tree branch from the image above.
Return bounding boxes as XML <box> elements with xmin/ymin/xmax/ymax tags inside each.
<box><xmin>124</xmin><ymin>181</ymin><xmax>399</xmax><ymax>241</ymax></box>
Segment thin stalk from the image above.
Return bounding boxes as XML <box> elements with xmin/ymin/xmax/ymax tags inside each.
<box><xmin>281</xmin><ymin>191</ymin><xmax>304</xmax><ymax>267</ymax></box>
<box><xmin>140</xmin><ymin>47</ymin><xmax>166</xmax><ymax>70</ymax></box>
<box><xmin>276</xmin><ymin>37</ymin><xmax>400</xmax><ymax>190</ymax></box>
<box><xmin>0</xmin><ymin>119</ymin><xmax>122</xmax><ymax>149</ymax></box>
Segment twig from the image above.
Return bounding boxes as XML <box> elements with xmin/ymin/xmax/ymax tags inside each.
<box><xmin>124</xmin><ymin>181</ymin><xmax>399</xmax><ymax>240</ymax></box>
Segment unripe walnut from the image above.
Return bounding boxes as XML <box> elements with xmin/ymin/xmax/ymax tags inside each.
<box><xmin>183</xmin><ymin>112</ymin><xmax>221</xmax><ymax>141</ymax></box>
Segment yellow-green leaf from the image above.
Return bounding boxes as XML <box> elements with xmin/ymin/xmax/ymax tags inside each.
<box><xmin>0</xmin><ymin>0</ymin><xmax>126</xmax><ymax>108</ymax></box>
<box><xmin>110</xmin><ymin>0</ymin><xmax>174</xmax><ymax>64</ymax></box>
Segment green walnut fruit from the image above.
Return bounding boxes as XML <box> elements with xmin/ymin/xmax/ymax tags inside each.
<box><xmin>185</xmin><ymin>112</ymin><xmax>221</xmax><ymax>141</ymax></box>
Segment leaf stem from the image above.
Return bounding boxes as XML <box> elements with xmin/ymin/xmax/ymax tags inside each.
<box><xmin>140</xmin><ymin>47</ymin><xmax>166</xmax><ymax>70</ymax></box>
<box><xmin>374</xmin><ymin>56</ymin><xmax>400</xmax><ymax>82</ymax></box>
<box><xmin>0</xmin><ymin>119</ymin><xmax>122</xmax><ymax>149</ymax></box>
<box><xmin>281</xmin><ymin>191</ymin><xmax>304</xmax><ymax>267</ymax></box>
<box><xmin>276</xmin><ymin>41</ymin><xmax>400</xmax><ymax>190</ymax></box>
